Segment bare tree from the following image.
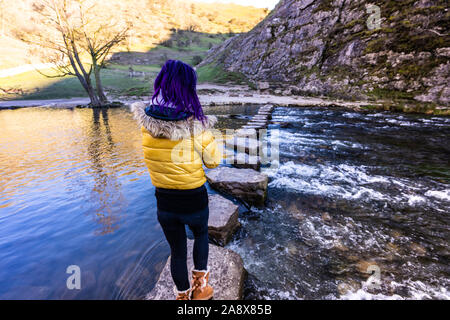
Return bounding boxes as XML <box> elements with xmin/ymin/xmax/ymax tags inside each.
<box><xmin>25</xmin><ymin>0</ymin><xmax>130</xmax><ymax>107</ymax></box>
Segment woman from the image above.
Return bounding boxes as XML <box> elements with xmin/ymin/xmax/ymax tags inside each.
<box><xmin>131</xmin><ymin>60</ymin><xmax>221</xmax><ymax>300</ymax></box>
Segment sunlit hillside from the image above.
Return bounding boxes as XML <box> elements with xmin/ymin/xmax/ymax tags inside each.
<box><xmin>0</xmin><ymin>0</ymin><xmax>268</xmax><ymax>69</ymax></box>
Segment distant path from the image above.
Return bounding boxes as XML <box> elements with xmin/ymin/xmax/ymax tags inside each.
<box><xmin>0</xmin><ymin>63</ymin><xmax>54</xmax><ymax>78</ymax></box>
<box><xmin>0</xmin><ymin>98</ymin><xmax>90</xmax><ymax>108</ymax></box>
<box><xmin>0</xmin><ymin>84</ymin><xmax>378</xmax><ymax>109</ymax></box>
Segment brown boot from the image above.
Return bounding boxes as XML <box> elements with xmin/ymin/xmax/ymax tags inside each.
<box><xmin>175</xmin><ymin>287</ymin><xmax>192</xmax><ymax>300</ymax></box>
<box><xmin>191</xmin><ymin>269</ymin><xmax>214</xmax><ymax>300</ymax></box>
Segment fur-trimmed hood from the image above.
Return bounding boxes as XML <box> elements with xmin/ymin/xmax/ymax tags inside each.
<box><xmin>130</xmin><ymin>101</ymin><xmax>217</xmax><ymax>140</ymax></box>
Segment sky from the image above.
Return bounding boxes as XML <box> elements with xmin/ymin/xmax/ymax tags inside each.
<box><xmin>193</xmin><ymin>0</ymin><xmax>279</xmax><ymax>9</ymax></box>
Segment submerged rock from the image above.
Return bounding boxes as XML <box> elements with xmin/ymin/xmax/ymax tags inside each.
<box><xmin>206</xmin><ymin>167</ymin><xmax>268</xmax><ymax>207</ymax></box>
<box><xmin>208</xmin><ymin>194</ymin><xmax>240</xmax><ymax>245</ymax></box>
<box><xmin>146</xmin><ymin>241</ymin><xmax>246</xmax><ymax>300</ymax></box>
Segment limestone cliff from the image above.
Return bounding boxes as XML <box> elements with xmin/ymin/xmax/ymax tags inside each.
<box><xmin>200</xmin><ymin>0</ymin><xmax>450</xmax><ymax>111</ymax></box>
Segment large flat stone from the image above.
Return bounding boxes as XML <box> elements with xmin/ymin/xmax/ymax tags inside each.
<box><xmin>208</xmin><ymin>194</ymin><xmax>240</xmax><ymax>246</ymax></box>
<box><xmin>146</xmin><ymin>241</ymin><xmax>246</xmax><ymax>300</ymax></box>
<box><xmin>206</xmin><ymin>167</ymin><xmax>268</xmax><ymax>207</ymax></box>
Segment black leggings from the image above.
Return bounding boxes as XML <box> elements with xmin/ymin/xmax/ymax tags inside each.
<box><xmin>157</xmin><ymin>207</ymin><xmax>209</xmax><ymax>291</ymax></box>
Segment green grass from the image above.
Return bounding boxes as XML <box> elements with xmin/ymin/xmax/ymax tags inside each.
<box><xmin>0</xmin><ymin>69</ymin><xmax>86</xmax><ymax>100</ymax></box>
<box><xmin>0</xmin><ymin>68</ymin><xmax>152</xmax><ymax>100</ymax></box>
<box><xmin>105</xmin><ymin>63</ymin><xmax>161</xmax><ymax>73</ymax></box>
<box><xmin>197</xmin><ymin>63</ymin><xmax>248</xmax><ymax>84</ymax></box>
<box><xmin>0</xmin><ymin>31</ymin><xmax>237</xmax><ymax>101</ymax></box>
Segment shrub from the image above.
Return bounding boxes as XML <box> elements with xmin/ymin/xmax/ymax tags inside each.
<box><xmin>161</xmin><ymin>39</ymin><xmax>173</xmax><ymax>48</ymax></box>
<box><xmin>192</xmin><ymin>55</ymin><xmax>203</xmax><ymax>66</ymax></box>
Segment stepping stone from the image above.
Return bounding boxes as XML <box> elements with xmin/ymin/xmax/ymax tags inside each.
<box><xmin>257</xmin><ymin>112</ymin><xmax>272</xmax><ymax>119</ymax></box>
<box><xmin>230</xmin><ymin>152</ymin><xmax>261</xmax><ymax>171</ymax></box>
<box><xmin>206</xmin><ymin>167</ymin><xmax>268</xmax><ymax>207</ymax></box>
<box><xmin>246</xmin><ymin>123</ymin><xmax>267</xmax><ymax>129</ymax></box>
<box><xmin>248</xmin><ymin>120</ymin><xmax>268</xmax><ymax>125</ymax></box>
<box><xmin>249</xmin><ymin>121</ymin><xmax>268</xmax><ymax>126</ymax></box>
<box><xmin>236</xmin><ymin>128</ymin><xmax>257</xmax><ymax>137</ymax></box>
<box><xmin>242</xmin><ymin>125</ymin><xmax>265</xmax><ymax>130</ymax></box>
<box><xmin>252</xmin><ymin>115</ymin><xmax>268</xmax><ymax>120</ymax></box>
<box><xmin>146</xmin><ymin>241</ymin><xmax>246</xmax><ymax>300</ymax></box>
<box><xmin>259</xmin><ymin>105</ymin><xmax>274</xmax><ymax>112</ymax></box>
<box><xmin>208</xmin><ymin>194</ymin><xmax>240</xmax><ymax>246</ymax></box>
<box><xmin>226</xmin><ymin>136</ymin><xmax>262</xmax><ymax>155</ymax></box>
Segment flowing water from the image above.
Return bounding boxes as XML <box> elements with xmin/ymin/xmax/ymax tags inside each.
<box><xmin>229</xmin><ymin>107</ymin><xmax>450</xmax><ymax>300</ymax></box>
<box><xmin>0</xmin><ymin>105</ymin><xmax>448</xmax><ymax>299</ymax></box>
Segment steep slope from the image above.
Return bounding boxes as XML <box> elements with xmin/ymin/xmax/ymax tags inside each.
<box><xmin>200</xmin><ymin>0</ymin><xmax>450</xmax><ymax>110</ymax></box>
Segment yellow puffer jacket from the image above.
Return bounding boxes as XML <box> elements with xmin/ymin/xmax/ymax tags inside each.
<box><xmin>131</xmin><ymin>102</ymin><xmax>222</xmax><ymax>190</ymax></box>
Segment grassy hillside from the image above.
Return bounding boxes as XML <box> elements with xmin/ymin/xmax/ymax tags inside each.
<box><xmin>0</xmin><ymin>1</ymin><xmax>269</xmax><ymax>100</ymax></box>
<box><xmin>0</xmin><ymin>0</ymin><xmax>268</xmax><ymax>69</ymax></box>
<box><xmin>0</xmin><ymin>31</ymin><xmax>245</xmax><ymax>100</ymax></box>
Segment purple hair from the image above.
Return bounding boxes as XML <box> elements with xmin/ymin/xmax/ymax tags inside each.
<box><xmin>151</xmin><ymin>60</ymin><xmax>206</xmax><ymax>121</ymax></box>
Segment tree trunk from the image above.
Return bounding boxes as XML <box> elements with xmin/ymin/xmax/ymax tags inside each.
<box><xmin>70</xmin><ymin>41</ymin><xmax>103</xmax><ymax>107</ymax></box>
<box><xmin>93</xmin><ymin>63</ymin><xmax>107</xmax><ymax>104</ymax></box>
<box><xmin>71</xmin><ymin>66</ymin><xmax>101</xmax><ymax>107</ymax></box>
<box><xmin>86</xmin><ymin>84</ymin><xmax>102</xmax><ymax>107</ymax></box>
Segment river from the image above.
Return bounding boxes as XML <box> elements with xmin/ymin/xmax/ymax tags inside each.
<box><xmin>0</xmin><ymin>105</ymin><xmax>448</xmax><ymax>299</ymax></box>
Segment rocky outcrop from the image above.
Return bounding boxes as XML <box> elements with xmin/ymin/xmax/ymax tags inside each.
<box><xmin>200</xmin><ymin>0</ymin><xmax>450</xmax><ymax>110</ymax></box>
<box><xmin>146</xmin><ymin>241</ymin><xmax>246</xmax><ymax>300</ymax></box>
<box><xmin>208</xmin><ymin>194</ymin><xmax>240</xmax><ymax>245</ymax></box>
<box><xmin>206</xmin><ymin>167</ymin><xmax>268</xmax><ymax>207</ymax></box>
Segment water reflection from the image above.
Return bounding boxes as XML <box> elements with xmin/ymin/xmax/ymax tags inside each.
<box><xmin>87</xmin><ymin>108</ymin><xmax>124</xmax><ymax>235</ymax></box>
<box><xmin>0</xmin><ymin>106</ymin><xmax>159</xmax><ymax>299</ymax></box>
